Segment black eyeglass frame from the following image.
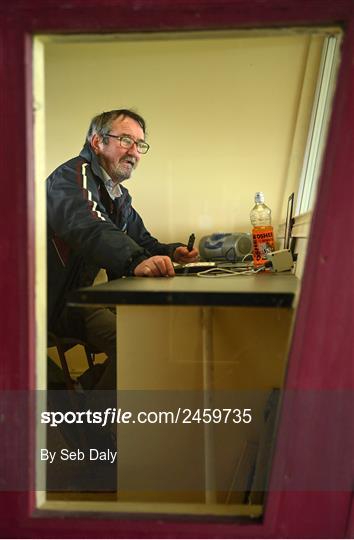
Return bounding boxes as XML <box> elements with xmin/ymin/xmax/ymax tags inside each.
<box><xmin>105</xmin><ymin>133</ymin><xmax>150</xmax><ymax>154</ymax></box>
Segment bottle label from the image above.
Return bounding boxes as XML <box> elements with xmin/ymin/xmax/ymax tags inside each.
<box><xmin>252</xmin><ymin>227</ymin><xmax>275</xmax><ymax>266</ymax></box>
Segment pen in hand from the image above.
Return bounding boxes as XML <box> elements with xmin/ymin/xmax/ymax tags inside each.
<box><xmin>187</xmin><ymin>233</ymin><xmax>195</xmax><ymax>252</ymax></box>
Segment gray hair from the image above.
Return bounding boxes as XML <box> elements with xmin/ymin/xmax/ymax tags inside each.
<box><xmin>86</xmin><ymin>109</ymin><xmax>146</xmax><ymax>144</ymax></box>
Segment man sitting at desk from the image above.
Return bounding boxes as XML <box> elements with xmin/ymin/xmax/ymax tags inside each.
<box><xmin>47</xmin><ymin>108</ymin><xmax>198</xmax><ymax>390</ymax></box>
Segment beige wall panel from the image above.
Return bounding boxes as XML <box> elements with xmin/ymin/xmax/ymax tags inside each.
<box><xmin>117</xmin><ymin>306</ymin><xmax>293</xmax><ymax>390</ymax></box>
<box><xmin>117</xmin><ymin>306</ymin><xmax>203</xmax><ymax>390</ymax></box>
<box><xmin>45</xmin><ymin>32</ymin><xmax>320</xmax><ymax>240</ymax></box>
<box><xmin>212</xmin><ymin>307</ymin><xmax>294</xmax><ymax>389</ymax></box>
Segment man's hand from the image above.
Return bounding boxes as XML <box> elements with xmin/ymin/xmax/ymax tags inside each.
<box><xmin>134</xmin><ymin>255</ymin><xmax>175</xmax><ymax>277</ymax></box>
<box><xmin>173</xmin><ymin>246</ymin><xmax>199</xmax><ymax>265</ymax></box>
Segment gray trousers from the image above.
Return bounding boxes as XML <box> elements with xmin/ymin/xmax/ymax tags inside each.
<box><xmin>54</xmin><ymin>305</ymin><xmax>117</xmax><ymax>391</ymax></box>
<box><xmin>50</xmin><ymin>305</ymin><xmax>117</xmax><ymax>449</ymax></box>
<box><xmin>79</xmin><ymin>306</ymin><xmax>117</xmax><ymax>391</ymax></box>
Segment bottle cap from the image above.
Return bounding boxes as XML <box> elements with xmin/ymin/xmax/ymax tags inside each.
<box><xmin>255</xmin><ymin>192</ymin><xmax>265</xmax><ymax>204</ymax></box>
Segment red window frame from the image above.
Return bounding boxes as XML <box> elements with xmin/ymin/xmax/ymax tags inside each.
<box><xmin>0</xmin><ymin>0</ymin><xmax>353</xmax><ymax>537</ymax></box>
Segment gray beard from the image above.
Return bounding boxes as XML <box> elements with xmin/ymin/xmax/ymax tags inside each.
<box><xmin>110</xmin><ymin>164</ymin><xmax>132</xmax><ymax>183</ymax></box>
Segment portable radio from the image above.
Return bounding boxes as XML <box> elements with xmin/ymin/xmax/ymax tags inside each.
<box><xmin>199</xmin><ymin>233</ymin><xmax>253</xmax><ymax>262</ymax></box>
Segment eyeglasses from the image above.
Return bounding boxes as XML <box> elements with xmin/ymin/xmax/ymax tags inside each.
<box><xmin>105</xmin><ymin>133</ymin><xmax>150</xmax><ymax>154</ymax></box>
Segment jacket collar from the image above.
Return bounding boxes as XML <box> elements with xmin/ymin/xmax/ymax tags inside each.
<box><xmin>79</xmin><ymin>142</ymin><xmax>130</xmax><ymax>202</ymax></box>
<box><xmin>79</xmin><ymin>142</ymin><xmax>105</xmax><ymax>181</ymax></box>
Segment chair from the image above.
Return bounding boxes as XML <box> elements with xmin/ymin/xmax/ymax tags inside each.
<box><xmin>47</xmin><ymin>334</ymin><xmax>115</xmax><ymax>464</ymax></box>
<box><xmin>48</xmin><ymin>332</ymin><xmax>98</xmax><ymax>390</ymax></box>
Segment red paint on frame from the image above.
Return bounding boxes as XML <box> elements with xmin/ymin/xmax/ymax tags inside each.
<box><xmin>0</xmin><ymin>0</ymin><xmax>353</xmax><ymax>537</ymax></box>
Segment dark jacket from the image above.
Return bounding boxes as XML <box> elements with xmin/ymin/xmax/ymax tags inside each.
<box><xmin>47</xmin><ymin>142</ymin><xmax>182</xmax><ymax>332</ymax></box>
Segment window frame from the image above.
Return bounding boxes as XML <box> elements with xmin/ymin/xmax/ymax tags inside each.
<box><xmin>0</xmin><ymin>0</ymin><xmax>353</xmax><ymax>537</ymax></box>
<box><xmin>295</xmin><ymin>32</ymin><xmax>342</xmax><ymax>215</ymax></box>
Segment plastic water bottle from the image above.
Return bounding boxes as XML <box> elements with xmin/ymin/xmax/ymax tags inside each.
<box><xmin>250</xmin><ymin>192</ymin><xmax>275</xmax><ymax>267</ymax></box>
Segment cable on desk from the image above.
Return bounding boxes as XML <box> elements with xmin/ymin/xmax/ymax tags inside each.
<box><xmin>242</xmin><ymin>253</ymin><xmax>253</xmax><ymax>262</ymax></box>
<box><xmin>196</xmin><ymin>266</ymin><xmax>266</xmax><ymax>278</ymax></box>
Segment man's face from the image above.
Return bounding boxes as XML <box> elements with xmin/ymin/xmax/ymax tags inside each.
<box><xmin>92</xmin><ymin>115</ymin><xmax>145</xmax><ymax>183</ymax></box>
